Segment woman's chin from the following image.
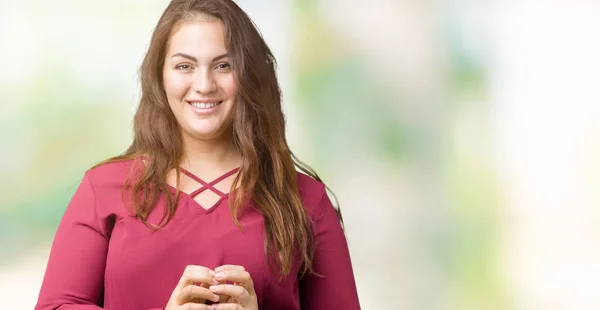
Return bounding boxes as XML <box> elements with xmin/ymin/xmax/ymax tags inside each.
<box><xmin>184</xmin><ymin>128</ymin><xmax>224</xmax><ymax>141</ymax></box>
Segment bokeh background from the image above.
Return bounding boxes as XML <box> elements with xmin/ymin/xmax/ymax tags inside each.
<box><xmin>1</xmin><ymin>0</ymin><xmax>600</xmax><ymax>309</ymax></box>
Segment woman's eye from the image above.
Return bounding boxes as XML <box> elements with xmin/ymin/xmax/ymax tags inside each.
<box><xmin>176</xmin><ymin>64</ymin><xmax>192</xmax><ymax>71</ymax></box>
<box><xmin>216</xmin><ymin>63</ymin><xmax>231</xmax><ymax>70</ymax></box>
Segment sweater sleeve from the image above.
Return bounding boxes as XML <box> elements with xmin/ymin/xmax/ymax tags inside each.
<box><xmin>34</xmin><ymin>172</ymin><xmax>164</xmax><ymax>310</ymax></box>
<box><xmin>299</xmin><ymin>187</ymin><xmax>361</xmax><ymax>310</ymax></box>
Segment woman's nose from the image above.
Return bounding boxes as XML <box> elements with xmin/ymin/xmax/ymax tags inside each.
<box><xmin>192</xmin><ymin>70</ymin><xmax>217</xmax><ymax>94</ymax></box>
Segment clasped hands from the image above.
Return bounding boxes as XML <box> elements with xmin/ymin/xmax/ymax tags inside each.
<box><xmin>165</xmin><ymin>265</ymin><xmax>258</xmax><ymax>310</ymax></box>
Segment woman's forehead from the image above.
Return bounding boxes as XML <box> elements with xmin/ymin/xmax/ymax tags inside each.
<box><xmin>166</xmin><ymin>19</ymin><xmax>228</xmax><ymax>60</ymax></box>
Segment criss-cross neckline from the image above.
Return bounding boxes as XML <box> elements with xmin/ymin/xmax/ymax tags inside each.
<box><xmin>167</xmin><ymin>166</ymin><xmax>240</xmax><ymax>214</ymax></box>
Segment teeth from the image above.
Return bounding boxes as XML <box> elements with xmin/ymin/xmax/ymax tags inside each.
<box><xmin>190</xmin><ymin>102</ymin><xmax>220</xmax><ymax>109</ymax></box>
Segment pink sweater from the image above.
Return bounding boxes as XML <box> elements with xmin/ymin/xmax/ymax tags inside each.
<box><xmin>35</xmin><ymin>159</ymin><xmax>360</xmax><ymax>309</ymax></box>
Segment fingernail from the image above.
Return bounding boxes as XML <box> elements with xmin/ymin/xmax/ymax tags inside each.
<box><xmin>215</xmin><ymin>266</ymin><xmax>223</xmax><ymax>272</ymax></box>
<box><xmin>215</xmin><ymin>272</ymin><xmax>223</xmax><ymax>280</ymax></box>
<box><xmin>212</xmin><ymin>294</ymin><xmax>220</xmax><ymax>302</ymax></box>
<box><xmin>212</xmin><ymin>277</ymin><xmax>219</xmax><ymax>285</ymax></box>
<box><xmin>207</xmin><ymin>306</ymin><xmax>216</xmax><ymax>310</ymax></box>
<box><xmin>209</xmin><ymin>270</ymin><xmax>216</xmax><ymax>276</ymax></box>
<box><xmin>209</xmin><ymin>285</ymin><xmax>218</xmax><ymax>291</ymax></box>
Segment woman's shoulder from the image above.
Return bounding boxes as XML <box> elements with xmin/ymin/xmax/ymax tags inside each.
<box><xmin>84</xmin><ymin>157</ymin><xmax>140</xmax><ymax>189</ymax></box>
<box><xmin>296</xmin><ymin>171</ymin><xmax>328</xmax><ymax>209</ymax></box>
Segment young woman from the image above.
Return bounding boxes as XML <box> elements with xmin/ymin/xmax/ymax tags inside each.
<box><xmin>35</xmin><ymin>1</ymin><xmax>360</xmax><ymax>309</ymax></box>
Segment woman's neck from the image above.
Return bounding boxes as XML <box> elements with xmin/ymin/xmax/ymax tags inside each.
<box><xmin>180</xmin><ymin>134</ymin><xmax>242</xmax><ymax>178</ymax></box>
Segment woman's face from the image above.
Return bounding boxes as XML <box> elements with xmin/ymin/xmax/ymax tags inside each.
<box><xmin>163</xmin><ymin>18</ymin><xmax>237</xmax><ymax>142</ymax></box>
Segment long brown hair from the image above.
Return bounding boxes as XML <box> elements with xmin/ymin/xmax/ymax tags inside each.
<box><xmin>96</xmin><ymin>0</ymin><xmax>342</xmax><ymax>278</ymax></box>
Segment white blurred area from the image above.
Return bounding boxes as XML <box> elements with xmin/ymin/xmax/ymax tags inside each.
<box><xmin>1</xmin><ymin>1</ymin><xmax>600</xmax><ymax>309</ymax></box>
<box><xmin>492</xmin><ymin>3</ymin><xmax>600</xmax><ymax>310</ymax></box>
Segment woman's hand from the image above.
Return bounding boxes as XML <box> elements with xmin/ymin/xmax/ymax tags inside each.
<box><xmin>165</xmin><ymin>265</ymin><xmax>221</xmax><ymax>310</ymax></box>
<box><xmin>209</xmin><ymin>265</ymin><xmax>258</xmax><ymax>310</ymax></box>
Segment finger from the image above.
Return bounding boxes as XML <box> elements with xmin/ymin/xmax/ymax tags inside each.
<box><xmin>214</xmin><ymin>270</ymin><xmax>254</xmax><ymax>292</ymax></box>
<box><xmin>214</xmin><ymin>269</ymin><xmax>250</xmax><ymax>283</ymax></box>
<box><xmin>207</xmin><ymin>303</ymin><xmax>242</xmax><ymax>310</ymax></box>
<box><xmin>180</xmin><ymin>302</ymin><xmax>212</xmax><ymax>309</ymax></box>
<box><xmin>178</xmin><ymin>284</ymin><xmax>220</xmax><ymax>304</ymax></box>
<box><xmin>209</xmin><ymin>284</ymin><xmax>249</xmax><ymax>299</ymax></box>
<box><xmin>214</xmin><ymin>265</ymin><xmax>245</xmax><ymax>272</ymax></box>
<box><xmin>178</xmin><ymin>265</ymin><xmax>217</xmax><ymax>288</ymax></box>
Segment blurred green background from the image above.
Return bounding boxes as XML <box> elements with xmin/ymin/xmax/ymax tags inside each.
<box><xmin>2</xmin><ymin>1</ymin><xmax>600</xmax><ymax>309</ymax></box>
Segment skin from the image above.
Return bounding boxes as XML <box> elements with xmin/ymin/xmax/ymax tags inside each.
<box><xmin>163</xmin><ymin>17</ymin><xmax>242</xmax><ymax>182</ymax></box>
<box><xmin>163</xmin><ymin>18</ymin><xmax>237</xmax><ymax>143</ymax></box>
<box><xmin>165</xmin><ymin>265</ymin><xmax>258</xmax><ymax>310</ymax></box>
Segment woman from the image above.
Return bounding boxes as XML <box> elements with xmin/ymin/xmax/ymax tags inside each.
<box><xmin>35</xmin><ymin>0</ymin><xmax>360</xmax><ymax>309</ymax></box>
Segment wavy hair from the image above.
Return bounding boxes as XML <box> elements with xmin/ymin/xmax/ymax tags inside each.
<box><xmin>96</xmin><ymin>0</ymin><xmax>342</xmax><ymax>278</ymax></box>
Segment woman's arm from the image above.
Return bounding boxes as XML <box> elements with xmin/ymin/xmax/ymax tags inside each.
<box><xmin>34</xmin><ymin>172</ymin><xmax>163</xmax><ymax>310</ymax></box>
<box><xmin>299</xmin><ymin>187</ymin><xmax>361</xmax><ymax>310</ymax></box>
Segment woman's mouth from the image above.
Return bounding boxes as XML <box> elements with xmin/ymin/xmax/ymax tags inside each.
<box><xmin>188</xmin><ymin>101</ymin><xmax>222</xmax><ymax>109</ymax></box>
